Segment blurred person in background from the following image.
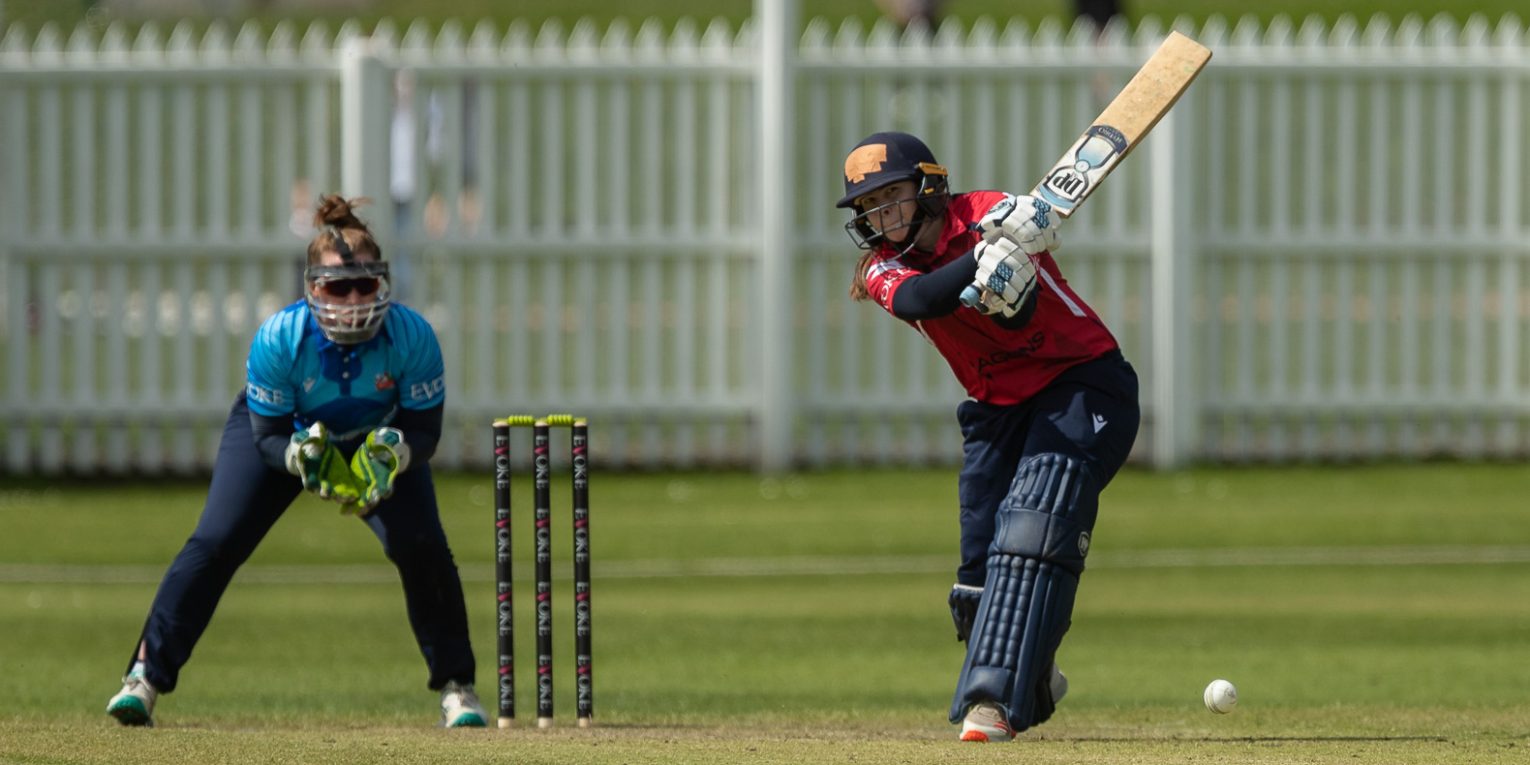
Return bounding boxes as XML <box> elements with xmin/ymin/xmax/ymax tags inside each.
<box><xmin>875</xmin><ymin>0</ymin><xmax>944</xmax><ymax>31</ymax></box>
<box><xmin>1074</xmin><ymin>0</ymin><xmax>1124</xmax><ymax>33</ymax></box>
<box><xmin>1074</xmin><ymin>1</ymin><xmax>1127</xmax><ymax>105</ymax></box>
<box><xmin>837</xmin><ymin>131</ymin><xmax>1140</xmax><ymax>742</ymax></box>
<box><xmin>105</xmin><ymin>195</ymin><xmax>485</xmax><ymax>729</ymax></box>
<box><xmin>389</xmin><ymin>69</ymin><xmax>440</xmax><ymax>302</ymax></box>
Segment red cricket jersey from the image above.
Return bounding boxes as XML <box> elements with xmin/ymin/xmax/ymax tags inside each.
<box><xmin>862</xmin><ymin>190</ymin><xmax>1120</xmax><ymax>406</ymax></box>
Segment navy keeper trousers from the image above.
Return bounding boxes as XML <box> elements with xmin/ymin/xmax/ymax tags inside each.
<box><xmin>128</xmin><ymin>391</ymin><xmax>475</xmax><ymax>694</ymax></box>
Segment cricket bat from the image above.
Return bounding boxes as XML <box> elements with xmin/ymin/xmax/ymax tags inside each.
<box><xmin>961</xmin><ymin>31</ymin><xmax>1212</xmax><ymax>308</ymax></box>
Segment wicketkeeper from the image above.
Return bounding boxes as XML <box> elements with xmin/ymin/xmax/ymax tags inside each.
<box><xmin>106</xmin><ymin>195</ymin><xmax>485</xmax><ymax>729</ymax></box>
<box><xmin>838</xmin><ymin>131</ymin><xmax>1141</xmax><ymax>742</ymax></box>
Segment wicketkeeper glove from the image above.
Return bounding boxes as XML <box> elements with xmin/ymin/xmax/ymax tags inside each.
<box><xmin>948</xmin><ymin>583</ymin><xmax>983</xmax><ymax>642</ymax></box>
<box><xmin>284</xmin><ymin>422</ymin><xmax>364</xmax><ymax>507</ymax></box>
<box><xmin>348</xmin><ymin>427</ymin><xmax>411</xmax><ymax>514</ymax></box>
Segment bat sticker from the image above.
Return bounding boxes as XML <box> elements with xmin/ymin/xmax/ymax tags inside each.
<box><xmin>1038</xmin><ymin>124</ymin><xmax>1129</xmax><ymax>212</ymax></box>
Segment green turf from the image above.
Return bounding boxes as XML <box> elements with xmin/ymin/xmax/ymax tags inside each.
<box><xmin>1</xmin><ymin>464</ymin><xmax>1528</xmax><ymax>763</ymax></box>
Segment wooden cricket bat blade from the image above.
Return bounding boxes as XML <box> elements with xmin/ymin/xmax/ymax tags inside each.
<box><xmin>961</xmin><ymin>32</ymin><xmax>1211</xmax><ymax>310</ymax></box>
<box><xmin>1034</xmin><ymin>30</ymin><xmax>1212</xmax><ymax>217</ymax></box>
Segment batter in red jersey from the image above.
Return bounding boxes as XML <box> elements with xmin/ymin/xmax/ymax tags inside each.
<box><xmin>839</xmin><ymin>131</ymin><xmax>1141</xmax><ymax>742</ymax></box>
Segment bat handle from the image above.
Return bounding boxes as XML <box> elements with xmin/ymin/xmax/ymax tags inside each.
<box><xmin>959</xmin><ymin>284</ymin><xmax>982</xmax><ymax>308</ymax></box>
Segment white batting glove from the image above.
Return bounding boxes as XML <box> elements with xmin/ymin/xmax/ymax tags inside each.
<box><xmin>971</xmin><ymin>236</ymin><xmax>1039</xmax><ymax>318</ymax></box>
<box><xmin>975</xmin><ymin>193</ymin><xmax>1062</xmax><ymax>255</ymax></box>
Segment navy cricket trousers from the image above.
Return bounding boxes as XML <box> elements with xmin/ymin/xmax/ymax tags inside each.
<box><xmin>954</xmin><ymin>351</ymin><xmax>1141</xmax><ymax>586</ymax></box>
<box><xmin>130</xmin><ymin>392</ymin><xmax>475</xmax><ymax>693</ymax></box>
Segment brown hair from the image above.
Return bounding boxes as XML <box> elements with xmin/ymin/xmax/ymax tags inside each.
<box><xmin>849</xmin><ymin>251</ymin><xmax>876</xmax><ymax>301</ymax></box>
<box><xmin>305</xmin><ymin>194</ymin><xmax>382</xmax><ymax>266</ymax></box>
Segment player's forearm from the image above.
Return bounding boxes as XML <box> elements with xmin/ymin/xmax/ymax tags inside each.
<box><xmin>389</xmin><ymin>404</ymin><xmax>443</xmax><ymax>466</ymax></box>
<box><xmin>249</xmin><ymin>411</ymin><xmax>298</xmax><ymax>471</ymax></box>
<box><xmin>891</xmin><ymin>253</ymin><xmax>1038</xmax><ymax>328</ymax></box>
<box><xmin>890</xmin><ymin>254</ymin><xmax>977</xmax><ymax>320</ymax></box>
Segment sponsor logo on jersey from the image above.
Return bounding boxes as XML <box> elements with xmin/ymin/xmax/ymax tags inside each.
<box><xmin>246</xmin><ymin>382</ymin><xmax>286</xmax><ymax>407</ymax></box>
<box><xmin>375</xmin><ymin>373</ymin><xmax>396</xmax><ymax>391</ymax></box>
<box><xmin>408</xmin><ymin>376</ymin><xmax>445</xmax><ymax>402</ymax></box>
<box><xmin>974</xmin><ymin>331</ymin><xmax>1046</xmax><ymax>375</ymax></box>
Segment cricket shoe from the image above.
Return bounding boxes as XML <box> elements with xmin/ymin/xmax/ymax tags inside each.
<box><xmin>106</xmin><ymin>668</ymin><xmax>158</xmax><ymax>727</ymax></box>
<box><xmin>439</xmin><ymin>681</ymin><xmax>487</xmax><ymax>728</ymax></box>
<box><xmin>958</xmin><ymin>701</ymin><xmax>1014</xmax><ymax>742</ymax></box>
<box><xmin>957</xmin><ymin>665</ymin><xmax>1068</xmax><ymax>742</ymax></box>
<box><xmin>1050</xmin><ymin>663</ymin><xmax>1069</xmax><ymax>703</ymax></box>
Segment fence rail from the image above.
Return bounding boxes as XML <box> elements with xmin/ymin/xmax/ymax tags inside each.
<box><xmin>2</xmin><ymin>9</ymin><xmax>1528</xmax><ymax>473</ymax></box>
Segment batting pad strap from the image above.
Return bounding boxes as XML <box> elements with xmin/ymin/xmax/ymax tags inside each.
<box><xmin>992</xmin><ymin>512</ymin><xmax>1089</xmax><ymax>576</ymax></box>
<box><xmin>991</xmin><ymin>453</ymin><xmax>1098</xmax><ymax>574</ymax></box>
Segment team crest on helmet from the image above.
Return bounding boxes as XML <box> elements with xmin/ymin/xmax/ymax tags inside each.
<box><xmin>844</xmin><ymin>143</ymin><xmax>889</xmax><ymax>183</ymax></box>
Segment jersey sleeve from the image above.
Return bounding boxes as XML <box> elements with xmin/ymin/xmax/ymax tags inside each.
<box><xmin>244</xmin><ymin>309</ymin><xmax>302</xmax><ymax>418</ymax></box>
<box><xmin>864</xmin><ymin>255</ymin><xmax>921</xmax><ymax>317</ymax></box>
<box><xmin>390</xmin><ymin>308</ymin><xmax>447</xmax><ymax>410</ymax></box>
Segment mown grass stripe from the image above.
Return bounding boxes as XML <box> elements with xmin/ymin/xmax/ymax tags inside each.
<box><xmin>3</xmin><ymin>545</ymin><xmax>1529</xmax><ymax>585</ymax></box>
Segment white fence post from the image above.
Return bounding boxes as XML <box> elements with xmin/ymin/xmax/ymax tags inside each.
<box><xmin>1150</xmin><ymin>107</ymin><xmax>1193</xmax><ymax>468</ymax></box>
<box><xmin>339</xmin><ymin>36</ymin><xmax>392</xmax><ymax>220</ymax></box>
<box><xmin>756</xmin><ymin>0</ymin><xmax>796</xmax><ymax>472</ymax></box>
<box><xmin>6</xmin><ymin>15</ymin><xmax>1530</xmax><ymax>473</ymax></box>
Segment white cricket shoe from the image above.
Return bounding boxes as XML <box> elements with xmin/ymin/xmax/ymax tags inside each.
<box><xmin>958</xmin><ymin>664</ymin><xmax>1069</xmax><ymax>742</ymax></box>
<box><xmin>106</xmin><ymin>669</ymin><xmax>158</xmax><ymax>727</ymax></box>
<box><xmin>959</xmin><ymin>701</ymin><xmax>1015</xmax><ymax>742</ymax></box>
<box><xmin>439</xmin><ymin>681</ymin><xmax>487</xmax><ymax>728</ymax></box>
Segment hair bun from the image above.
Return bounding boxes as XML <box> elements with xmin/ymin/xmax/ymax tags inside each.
<box><xmin>312</xmin><ymin>194</ymin><xmax>372</xmax><ymax>230</ymax></box>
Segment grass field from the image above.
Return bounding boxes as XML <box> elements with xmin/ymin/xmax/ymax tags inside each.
<box><xmin>2</xmin><ymin>463</ymin><xmax>1528</xmax><ymax>763</ymax></box>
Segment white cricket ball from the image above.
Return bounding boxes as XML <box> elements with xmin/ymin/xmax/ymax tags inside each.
<box><xmin>1203</xmin><ymin>678</ymin><xmax>1238</xmax><ymax>714</ymax></box>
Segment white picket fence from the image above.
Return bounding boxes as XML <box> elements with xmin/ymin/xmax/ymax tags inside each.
<box><xmin>1</xmin><ymin>10</ymin><xmax>1528</xmax><ymax>474</ymax></box>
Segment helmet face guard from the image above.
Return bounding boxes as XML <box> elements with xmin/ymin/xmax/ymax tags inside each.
<box><xmin>304</xmin><ymin>261</ymin><xmax>392</xmax><ymax>344</ymax></box>
<box><xmin>843</xmin><ymin>167</ymin><xmax>950</xmax><ymax>255</ymax></box>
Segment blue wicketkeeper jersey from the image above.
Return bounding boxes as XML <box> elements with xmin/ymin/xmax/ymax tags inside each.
<box><xmin>244</xmin><ymin>301</ymin><xmax>446</xmax><ymax>440</ymax></box>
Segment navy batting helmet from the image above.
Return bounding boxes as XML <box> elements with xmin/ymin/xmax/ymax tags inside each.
<box><xmin>836</xmin><ymin>131</ymin><xmax>947</xmax><ymax>208</ymax></box>
<box><xmin>837</xmin><ymin>131</ymin><xmax>950</xmax><ymax>252</ymax></box>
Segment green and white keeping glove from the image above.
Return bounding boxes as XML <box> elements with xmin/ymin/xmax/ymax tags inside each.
<box><xmin>349</xmin><ymin>427</ymin><xmax>411</xmax><ymax>513</ymax></box>
<box><xmin>284</xmin><ymin>422</ymin><xmax>364</xmax><ymax>507</ymax></box>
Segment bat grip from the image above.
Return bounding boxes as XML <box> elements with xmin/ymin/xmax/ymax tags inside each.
<box><xmin>959</xmin><ymin>284</ymin><xmax>982</xmax><ymax>308</ymax></box>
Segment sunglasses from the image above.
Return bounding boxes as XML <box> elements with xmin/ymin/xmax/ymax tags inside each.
<box><xmin>316</xmin><ymin>277</ymin><xmax>381</xmax><ymax>298</ymax></box>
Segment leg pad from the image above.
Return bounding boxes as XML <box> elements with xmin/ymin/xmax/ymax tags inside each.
<box><xmin>949</xmin><ymin>454</ymin><xmax>1097</xmax><ymax>731</ymax></box>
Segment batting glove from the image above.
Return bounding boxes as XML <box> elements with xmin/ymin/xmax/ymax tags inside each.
<box><xmin>348</xmin><ymin>427</ymin><xmax>411</xmax><ymax>514</ymax></box>
<box><xmin>970</xmin><ymin>236</ymin><xmax>1039</xmax><ymax>319</ymax></box>
<box><xmin>284</xmin><ymin>422</ymin><xmax>364</xmax><ymax>507</ymax></box>
<box><xmin>948</xmin><ymin>583</ymin><xmax>983</xmax><ymax>642</ymax></box>
<box><xmin>974</xmin><ymin>193</ymin><xmax>1062</xmax><ymax>254</ymax></box>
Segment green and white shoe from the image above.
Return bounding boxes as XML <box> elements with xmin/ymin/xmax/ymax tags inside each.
<box><xmin>439</xmin><ymin>681</ymin><xmax>487</xmax><ymax>728</ymax></box>
<box><xmin>106</xmin><ymin>668</ymin><xmax>158</xmax><ymax>727</ymax></box>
